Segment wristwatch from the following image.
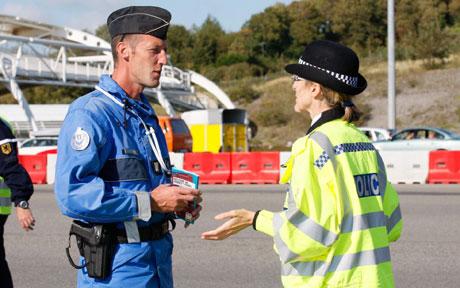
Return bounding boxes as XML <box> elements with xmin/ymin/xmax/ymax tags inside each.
<box><xmin>16</xmin><ymin>200</ymin><xmax>30</xmax><ymax>209</ymax></box>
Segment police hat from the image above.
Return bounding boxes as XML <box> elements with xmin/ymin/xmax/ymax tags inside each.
<box><xmin>107</xmin><ymin>6</ymin><xmax>171</xmax><ymax>40</ymax></box>
<box><xmin>285</xmin><ymin>40</ymin><xmax>367</xmax><ymax>95</ymax></box>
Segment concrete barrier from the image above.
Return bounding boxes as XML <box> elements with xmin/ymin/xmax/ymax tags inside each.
<box><xmin>379</xmin><ymin>150</ymin><xmax>429</xmax><ymax>184</ymax></box>
<box><xmin>46</xmin><ymin>153</ymin><xmax>57</xmax><ymax>184</ymax></box>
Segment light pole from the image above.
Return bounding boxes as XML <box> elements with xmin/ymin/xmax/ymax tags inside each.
<box><xmin>387</xmin><ymin>0</ymin><xmax>396</xmax><ymax>130</ymax></box>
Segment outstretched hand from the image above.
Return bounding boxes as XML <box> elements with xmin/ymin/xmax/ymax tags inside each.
<box><xmin>201</xmin><ymin>209</ymin><xmax>255</xmax><ymax>240</ymax></box>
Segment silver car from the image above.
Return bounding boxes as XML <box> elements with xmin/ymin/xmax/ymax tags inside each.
<box><xmin>373</xmin><ymin>127</ymin><xmax>460</xmax><ymax>151</ymax></box>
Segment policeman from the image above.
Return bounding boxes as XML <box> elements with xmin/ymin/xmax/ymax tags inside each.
<box><xmin>0</xmin><ymin>118</ymin><xmax>35</xmax><ymax>288</ymax></box>
<box><xmin>202</xmin><ymin>41</ymin><xmax>403</xmax><ymax>287</ymax></box>
<box><xmin>54</xmin><ymin>6</ymin><xmax>202</xmax><ymax>288</ymax></box>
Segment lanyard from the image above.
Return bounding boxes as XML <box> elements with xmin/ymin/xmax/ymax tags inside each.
<box><xmin>95</xmin><ymin>85</ymin><xmax>170</xmax><ymax>174</ymax></box>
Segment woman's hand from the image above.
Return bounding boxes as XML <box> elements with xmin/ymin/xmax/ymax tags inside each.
<box><xmin>201</xmin><ymin>209</ymin><xmax>255</xmax><ymax>240</ymax></box>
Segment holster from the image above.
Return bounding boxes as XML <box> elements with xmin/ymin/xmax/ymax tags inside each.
<box><xmin>66</xmin><ymin>220</ymin><xmax>116</xmax><ymax>280</ymax></box>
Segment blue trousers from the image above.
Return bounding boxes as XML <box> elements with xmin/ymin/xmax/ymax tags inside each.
<box><xmin>78</xmin><ymin>233</ymin><xmax>173</xmax><ymax>288</ymax></box>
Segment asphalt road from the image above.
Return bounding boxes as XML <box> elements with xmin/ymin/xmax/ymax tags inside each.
<box><xmin>4</xmin><ymin>184</ymin><xmax>460</xmax><ymax>288</ymax></box>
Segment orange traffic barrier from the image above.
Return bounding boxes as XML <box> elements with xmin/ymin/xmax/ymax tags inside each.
<box><xmin>183</xmin><ymin>152</ymin><xmax>231</xmax><ymax>184</ymax></box>
<box><xmin>427</xmin><ymin>151</ymin><xmax>460</xmax><ymax>184</ymax></box>
<box><xmin>231</xmin><ymin>152</ymin><xmax>280</xmax><ymax>184</ymax></box>
<box><xmin>18</xmin><ymin>154</ymin><xmax>48</xmax><ymax>184</ymax></box>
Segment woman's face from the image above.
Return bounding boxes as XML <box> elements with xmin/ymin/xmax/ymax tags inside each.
<box><xmin>292</xmin><ymin>77</ymin><xmax>314</xmax><ymax>113</ymax></box>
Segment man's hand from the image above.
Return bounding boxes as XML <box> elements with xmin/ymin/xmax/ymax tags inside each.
<box><xmin>150</xmin><ymin>184</ymin><xmax>202</xmax><ymax>213</ymax></box>
<box><xmin>201</xmin><ymin>209</ymin><xmax>255</xmax><ymax>240</ymax></box>
<box><xmin>16</xmin><ymin>207</ymin><xmax>35</xmax><ymax>231</ymax></box>
<box><xmin>177</xmin><ymin>204</ymin><xmax>203</xmax><ymax>227</ymax></box>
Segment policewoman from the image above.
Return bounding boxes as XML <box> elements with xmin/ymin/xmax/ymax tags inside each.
<box><xmin>202</xmin><ymin>40</ymin><xmax>402</xmax><ymax>287</ymax></box>
<box><xmin>55</xmin><ymin>6</ymin><xmax>201</xmax><ymax>288</ymax></box>
<box><xmin>0</xmin><ymin>118</ymin><xmax>35</xmax><ymax>288</ymax></box>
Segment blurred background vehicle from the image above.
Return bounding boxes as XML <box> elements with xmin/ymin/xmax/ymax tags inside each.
<box><xmin>373</xmin><ymin>127</ymin><xmax>460</xmax><ymax>151</ymax></box>
<box><xmin>358</xmin><ymin>127</ymin><xmax>393</xmax><ymax>142</ymax></box>
<box><xmin>18</xmin><ymin>137</ymin><xmax>58</xmax><ymax>155</ymax></box>
<box><xmin>158</xmin><ymin>116</ymin><xmax>193</xmax><ymax>153</ymax></box>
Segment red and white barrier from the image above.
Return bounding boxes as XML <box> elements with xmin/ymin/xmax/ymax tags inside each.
<box><xmin>379</xmin><ymin>150</ymin><xmax>430</xmax><ymax>184</ymax></box>
<box><xmin>231</xmin><ymin>152</ymin><xmax>280</xmax><ymax>184</ymax></box>
<box><xmin>18</xmin><ymin>149</ymin><xmax>460</xmax><ymax>185</ymax></box>
<box><xmin>427</xmin><ymin>151</ymin><xmax>460</xmax><ymax>184</ymax></box>
<box><xmin>183</xmin><ymin>152</ymin><xmax>231</xmax><ymax>184</ymax></box>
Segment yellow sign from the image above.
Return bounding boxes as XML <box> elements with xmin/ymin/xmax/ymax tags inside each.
<box><xmin>1</xmin><ymin>143</ymin><xmax>12</xmax><ymax>155</ymax></box>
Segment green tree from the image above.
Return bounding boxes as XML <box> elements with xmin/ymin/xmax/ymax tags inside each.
<box><xmin>191</xmin><ymin>16</ymin><xmax>225</xmax><ymax>69</ymax></box>
<box><xmin>396</xmin><ymin>0</ymin><xmax>451</xmax><ymax>65</ymax></box>
<box><xmin>243</xmin><ymin>4</ymin><xmax>291</xmax><ymax>57</ymax></box>
<box><xmin>322</xmin><ymin>0</ymin><xmax>386</xmax><ymax>56</ymax></box>
<box><xmin>167</xmin><ymin>25</ymin><xmax>194</xmax><ymax>69</ymax></box>
<box><xmin>95</xmin><ymin>24</ymin><xmax>110</xmax><ymax>42</ymax></box>
<box><xmin>287</xmin><ymin>1</ymin><xmax>327</xmax><ymax>58</ymax></box>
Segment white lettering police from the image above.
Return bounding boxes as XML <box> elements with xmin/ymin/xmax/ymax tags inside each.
<box><xmin>354</xmin><ymin>173</ymin><xmax>380</xmax><ymax>198</ymax></box>
<box><xmin>71</xmin><ymin>127</ymin><xmax>90</xmax><ymax>151</ymax></box>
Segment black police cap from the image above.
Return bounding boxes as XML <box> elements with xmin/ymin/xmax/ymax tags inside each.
<box><xmin>107</xmin><ymin>6</ymin><xmax>171</xmax><ymax>40</ymax></box>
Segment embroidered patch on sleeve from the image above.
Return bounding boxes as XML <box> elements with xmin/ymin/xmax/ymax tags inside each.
<box><xmin>71</xmin><ymin>127</ymin><xmax>90</xmax><ymax>151</ymax></box>
<box><xmin>0</xmin><ymin>143</ymin><xmax>12</xmax><ymax>155</ymax></box>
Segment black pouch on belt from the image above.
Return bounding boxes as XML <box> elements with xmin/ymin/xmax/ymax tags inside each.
<box><xmin>65</xmin><ymin>220</ymin><xmax>116</xmax><ymax>280</ymax></box>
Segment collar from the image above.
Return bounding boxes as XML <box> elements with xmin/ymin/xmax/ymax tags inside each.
<box><xmin>310</xmin><ymin>113</ymin><xmax>322</xmax><ymax>127</ymax></box>
<box><xmin>98</xmin><ymin>74</ymin><xmax>156</xmax><ymax>120</ymax></box>
<box><xmin>306</xmin><ymin>106</ymin><xmax>345</xmax><ymax>135</ymax></box>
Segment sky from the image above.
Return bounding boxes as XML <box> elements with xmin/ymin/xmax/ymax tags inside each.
<box><xmin>1</xmin><ymin>0</ymin><xmax>294</xmax><ymax>33</ymax></box>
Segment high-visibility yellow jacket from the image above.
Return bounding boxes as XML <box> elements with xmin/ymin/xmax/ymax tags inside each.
<box><xmin>0</xmin><ymin>176</ymin><xmax>12</xmax><ymax>215</ymax></box>
<box><xmin>255</xmin><ymin>119</ymin><xmax>402</xmax><ymax>288</ymax></box>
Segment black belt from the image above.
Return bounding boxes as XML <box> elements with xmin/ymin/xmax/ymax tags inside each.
<box><xmin>114</xmin><ymin>220</ymin><xmax>172</xmax><ymax>243</ymax></box>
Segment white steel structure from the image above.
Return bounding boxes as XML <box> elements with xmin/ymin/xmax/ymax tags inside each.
<box><xmin>0</xmin><ymin>14</ymin><xmax>234</xmax><ymax>136</ymax></box>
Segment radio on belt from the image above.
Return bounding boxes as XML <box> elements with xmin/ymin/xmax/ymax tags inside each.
<box><xmin>171</xmin><ymin>167</ymin><xmax>200</xmax><ymax>227</ymax></box>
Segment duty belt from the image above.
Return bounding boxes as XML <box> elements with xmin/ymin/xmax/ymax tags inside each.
<box><xmin>115</xmin><ymin>220</ymin><xmax>172</xmax><ymax>243</ymax></box>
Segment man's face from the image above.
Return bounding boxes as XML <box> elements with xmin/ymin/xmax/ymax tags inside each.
<box><xmin>128</xmin><ymin>34</ymin><xmax>168</xmax><ymax>88</ymax></box>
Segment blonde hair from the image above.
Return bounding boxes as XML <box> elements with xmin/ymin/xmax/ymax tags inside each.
<box><xmin>320</xmin><ymin>84</ymin><xmax>362</xmax><ymax>122</ymax></box>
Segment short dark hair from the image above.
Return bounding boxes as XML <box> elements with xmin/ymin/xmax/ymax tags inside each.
<box><xmin>111</xmin><ymin>34</ymin><xmax>141</xmax><ymax>67</ymax></box>
<box><xmin>111</xmin><ymin>34</ymin><xmax>124</xmax><ymax>65</ymax></box>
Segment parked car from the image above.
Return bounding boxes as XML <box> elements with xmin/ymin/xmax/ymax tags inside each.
<box><xmin>358</xmin><ymin>127</ymin><xmax>392</xmax><ymax>142</ymax></box>
<box><xmin>18</xmin><ymin>137</ymin><xmax>58</xmax><ymax>155</ymax></box>
<box><xmin>373</xmin><ymin>127</ymin><xmax>460</xmax><ymax>151</ymax></box>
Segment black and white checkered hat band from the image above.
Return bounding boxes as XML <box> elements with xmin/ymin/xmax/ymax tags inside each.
<box><xmin>298</xmin><ymin>58</ymin><xmax>359</xmax><ymax>88</ymax></box>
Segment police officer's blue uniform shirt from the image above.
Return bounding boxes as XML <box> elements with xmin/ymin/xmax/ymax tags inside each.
<box><xmin>55</xmin><ymin>75</ymin><xmax>173</xmax><ymax>288</ymax></box>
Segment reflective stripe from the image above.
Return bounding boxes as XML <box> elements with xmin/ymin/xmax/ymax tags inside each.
<box><xmin>341</xmin><ymin>211</ymin><xmax>387</xmax><ymax>233</ymax></box>
<box><xmin>376</xmin><ymin>151</ymin><xmax>387</xmax><ymax>198</ymax></box>
<box><xmin>0</xmin><ymin>197</ymin><xmax>12</xmax><ymax>206</ymax></box>
<box><xmin>273</xmin><ymin>213</ymin><xmax>300</xmax><ymax>262</ymax></box>
<box><xmin>286</xmin><ymin>208</ymin><xmax>338</xmax><ymax>246</ymax></box>
<box><xmin>0</xmin><ymin>138</ymin><xmax>17</xmax><ymax>145</ymax></box>
<box><xmin>123</xmin><ymin>221</ymin><xmax>140</xmax><ymax>243</ymax></box>
<box><xmin>334</xmin><ymin>143</ymin><xmax>375</xmax><ymax>155</ymax></box>
<box><xmin>313</xmin><ymin>141</ymin><xmax>375</xmax><ymax>169</ymax></box>
<box><xmin>282</xmin><ymin>246</ymin><xmax>391</xmax><ymax>277</ymax></box>
<box><xmin>0</xmin><ymin>188</ymin><xmax>11</xmax><ymax>197</ymax></box>
<box><xmin>386</xmin><ymin>205</ymin><xmax>402</xmax><ymax>233</ymax></box>
<box><xmin>0</xmin><ymin>182</ymin><xmax>9</xmax><ymax>190</ymax></box>
<box><xmin>309</xmin><ymin>131</ymin><xmax>350</xmax><ymax>214</ymax></box>
<box><xmin>310</xmin><ymin>132</ymin><xmax>337</xmax><ymax>169</ymax></box>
